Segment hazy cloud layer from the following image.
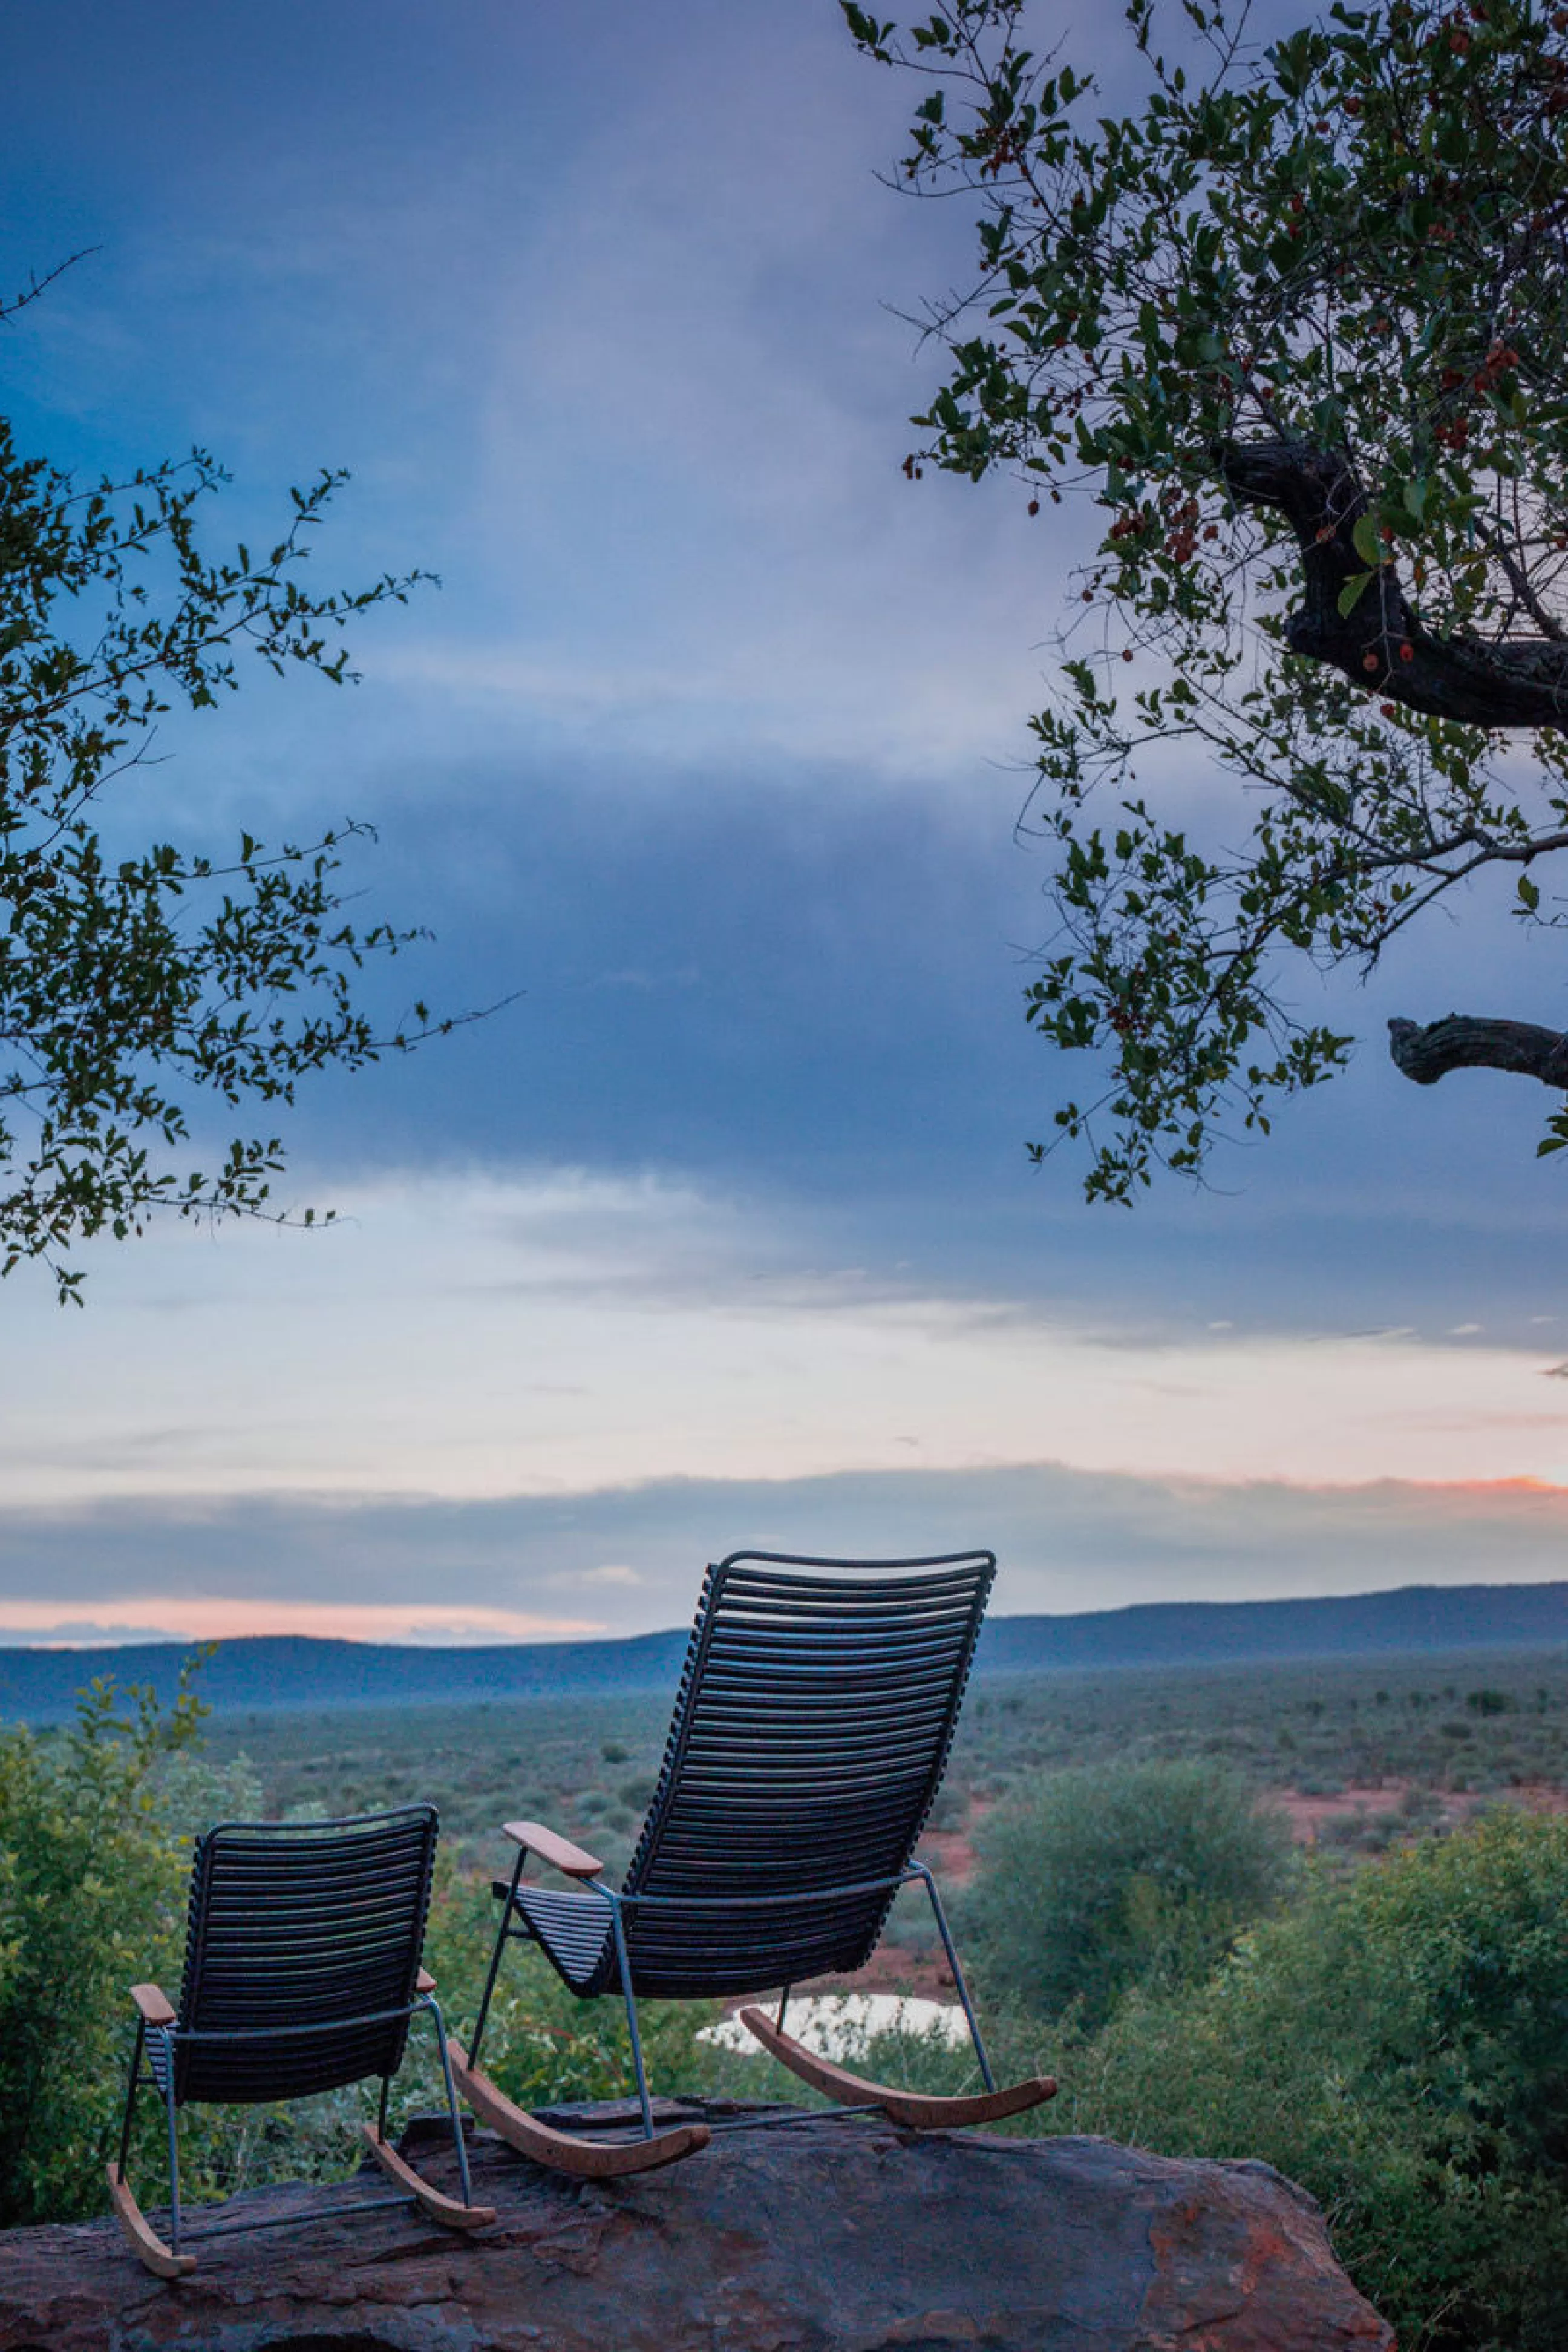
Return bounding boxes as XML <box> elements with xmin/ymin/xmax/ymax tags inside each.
<box><xmin>2</xmin><ymin>1463</ymin><xmax>1567</xmax><ymax>1644</ymax></box>
<box><xmin>1</xmin><ymin>1171</ymin><xmax>1565</xmax><ymax>1527</ymax></box>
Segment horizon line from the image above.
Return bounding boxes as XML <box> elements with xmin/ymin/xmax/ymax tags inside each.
<box><xmin>2</xmin><ymin>1573</ymin><xmax>1565</xmax><ymax>1654</ymax></box>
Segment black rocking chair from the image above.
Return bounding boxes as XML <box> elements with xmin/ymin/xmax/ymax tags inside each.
<box><xmin>109</xmin><ymin>1804</ymin><xmax>494</xmax><ymax>2276</ymax></box>
<box><xmin>450</xmin><ymin>1549</ymin><xmax>1056</xmax><ymax>2177</ymax></box>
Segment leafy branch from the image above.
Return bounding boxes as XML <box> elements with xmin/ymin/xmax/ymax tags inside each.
<box><xmin>848</xmin><ymin>0</ymin><xmax>1568</xmax><ymax>1190</ymax></box>
<box><xmin>0</xmin><ymin>387</ymin><xmax>489</xmax><ymax>1294</ymax></box>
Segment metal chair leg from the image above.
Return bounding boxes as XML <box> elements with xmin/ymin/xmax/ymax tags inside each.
<box><xmin>468</xmin><ymin>1850</ymin><xmax>526</xmax><ymax>2068</ymax></box>
<box><xmin>116</xmin><ymin>2019</ymin><xmax>146</xmax><ymax>2183</ymax></box>
<box><xmin>428</xmin><ymin>1997</ymin><xmax>477</xmax><ymax>2208</ymax></box>
<box><xmin>911</xmin><ymin>1862</ymin><xmax>996</xmax><ymax>2092</ymax></box>
<box><xmin>608</xmin><ymin>1901</ymin><xmax>655</xmax><ymax>2138</ymax></box>
<box><xmin>160</xmin><ymin>2045</ymin><xmax>184</xmax><ymax>2256</ymax></box>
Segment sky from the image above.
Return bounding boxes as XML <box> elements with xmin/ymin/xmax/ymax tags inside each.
<box><xmin>2</xmin><ymin>0</ymin><xmax>1567</xmax><ymax>1649</ymax></box>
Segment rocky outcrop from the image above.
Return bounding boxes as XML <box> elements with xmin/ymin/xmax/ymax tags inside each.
<box><xmin>0</xmin><ymin>2100</ymin><xmax>1393</xmax><ymax>2351</ymax></box>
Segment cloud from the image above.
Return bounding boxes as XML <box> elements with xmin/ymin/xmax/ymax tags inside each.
<box><xmin>1</xmin><ymin>1463</ymin><xmax>1567</xmax><ymax>1645</ymax></box>
<box><xmin>2</xmin><ymin>1167</ymin><xmax>1567</xmax><ymax>1530</ymax></box>
<box><xmin>0</xmin><ymin>1622</ymin><xmax>189</xmax><ymax>1649</ymax></box>
<box><xmin>0</xmin><ymin>1596</ymin><xmax>602</xmax><ymax>1646</ymax></box>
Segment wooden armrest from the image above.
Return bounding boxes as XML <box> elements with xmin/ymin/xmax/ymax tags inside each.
<box><xmin>130</xmin><ymin>1983</ymin><xmax>177</xmax><ymax>2028</ymax></box>
<box><xmin>504</xmin><ymin>1820</ymin><xmax>604</xmax><ymax>1879</ymax></box>
<box><xmin>416</xmin><ymin>1968</ymin><xmax>436</xmax><ymax>1995</ymax></box>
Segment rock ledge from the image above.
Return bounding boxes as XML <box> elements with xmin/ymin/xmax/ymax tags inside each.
<box><xmin>0</xmin><ymin>2100</ymin><xmax>1393</xmax><ymax>2351</ymax></box>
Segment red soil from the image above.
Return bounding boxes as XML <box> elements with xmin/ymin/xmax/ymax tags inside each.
<box><xmin>1270</xmin><ymin>1778</ymin><xmax>1568</xmax><ymax>1843</ymax></box>
<box><xmin>756</xmin><ymin>1781</ymin><xmax>1568</xmax><ymax>2008</ymax></box>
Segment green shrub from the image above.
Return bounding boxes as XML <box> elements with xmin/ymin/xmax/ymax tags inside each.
<box><xmin>1044</xmin><ymin>1812</ymin><xmax>1568</xmax><ymax>2352</ymax></box>
<box><xmin>0</xmin><ymin>1669</ymin><xmax>210</xmax><ymax>2223</ymax></box>
<box><xmin>961</xmin><ymin>1758</ymin><xmax>1294</xmax><ymax>2029</ymax></box>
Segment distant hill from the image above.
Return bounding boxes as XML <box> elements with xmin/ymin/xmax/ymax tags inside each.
<box><xmin>977</xmin><ymin>1580</ymin><xmax>1568</xmax><ymax>1672</ymax></box>
<box><xmin>3</xmin><ymin>1581</ymin><xmax>1567</xmax><ymax>1725</ymax></box>
<box><xmin>0</xmin><ymin>1627</ymin><xmax>691</xmax><ymax>1727</ymax></box>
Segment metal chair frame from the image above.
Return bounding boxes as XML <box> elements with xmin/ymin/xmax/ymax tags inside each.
<box><xmin>466</xmin><ymin>1852</ymin><xmax>998</xmax><ymax>2140</ymax></box>
<box><xmin>110</xmin><ymin>1807</ymin><xmax>489</xmax><ymax>2273</ymax></box>
<box><xmin>452</xmin><ymin>1551</ymin><xmax>1055</xmax><ymax>2172</ymax></box>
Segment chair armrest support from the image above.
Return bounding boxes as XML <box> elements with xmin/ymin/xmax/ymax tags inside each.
<box><xmin>504</xmin><ymin>1820</ymin><xmax>604</xmax><ymax>1879</ymax></box>
<box><xmin>131</xmin><ymin>1983</ymin><xmax>177</xmax><ymax>2028</ymax></box>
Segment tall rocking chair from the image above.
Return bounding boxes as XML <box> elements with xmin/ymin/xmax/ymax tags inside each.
<box><xmin>109</xmin><ymin>1805</ymin><xmax>494</xmax><ymax>2276</ymax></box>
<box><xmin>450</xmin><ymin>1549</ymin><xmax>1056</xmax><ymax>2177</ymax></box>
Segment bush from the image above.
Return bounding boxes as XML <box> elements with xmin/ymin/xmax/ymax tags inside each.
<box><xmin>1045</xmin><ymin>1812</ymin><xmax>1568</xmax><ymax>2352</ymax></box>
<box><xmin>0</xmin><ymin>1669</ymin><xmax>211</xmax><ymax>2223</ymax></box>
<box><xmin>961</xmin><ymin>1758</ymin><xmax>1294</xmax><ymax>2029</ymax></box>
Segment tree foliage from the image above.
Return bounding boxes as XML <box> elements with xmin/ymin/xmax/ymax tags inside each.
<box><xmin>846</xmin><ymin>0</ymin><xmax>1568</xmax><ymax>1191</ymax></box>
<box><xmin>0</xmin><ymin>267</ymin><xmax>462</xmax><ymax>1296</ymax></box>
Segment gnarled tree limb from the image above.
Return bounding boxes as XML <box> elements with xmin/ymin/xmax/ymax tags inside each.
<box><xmin>1388</xmin><ymin>1013</ymin><xmax>1568</xmax><ymax>1088</ymax></box>
<box><xmin>1225</xmin><ymin>442</ymin><xmax>1568</xmax><ymax>1103</ymax></box>
<box><xmin>1217</xmin><ymin>438</ymin><xmax>1568</xmax><ymax>730</ymax></box>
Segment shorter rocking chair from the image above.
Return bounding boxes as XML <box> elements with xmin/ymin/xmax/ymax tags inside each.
<box><xmin>109</xmin><ymin>1805</ymin><xmax>494</xmax><ymax>2276</ymax></box>
<box><xmin>450</xmin><ymin>1549</ymin><xmax>1056</xmax><ymax>2177</ymax></box>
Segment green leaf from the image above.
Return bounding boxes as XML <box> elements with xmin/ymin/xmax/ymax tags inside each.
<box><xmin>1337</xmin><ymin>569</ymin><xmax>1374</xmax><ymax>617</ymax></box>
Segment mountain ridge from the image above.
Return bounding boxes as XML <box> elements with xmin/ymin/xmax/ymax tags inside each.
<box><xmin>2</xmin><ymin>1579</ymin><xmax>1566</xmax><ymax>1723</ymax></box>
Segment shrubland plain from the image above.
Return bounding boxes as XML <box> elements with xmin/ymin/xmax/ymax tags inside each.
<box><xmin>200</xmin><ymin>1642</ymin><xmax>1568</xmax><ymax>1873</ymax></box>
<box><xmin>8</xmin><ymin>1640</ymin><xmax>1568</xmax><ymax>2349</ymax></box>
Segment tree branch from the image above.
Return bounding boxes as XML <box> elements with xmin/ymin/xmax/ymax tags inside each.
<box><xmin>1217</xmin><ymin>438</ymin><xmax>1568</xmax><ymax>730</ymax></box>
<box><xmin>1387</xmin><ymin>1012</ymin><xmax>1568</xmax><ymax>1087</ymax></box>
<box><xmin>1477</xmin><ymin>522</ymin><xmax>1567</xmax><ymax>643</ymax></box>
<box><xmin>0</xmin><ymin>249</ymin><xmax>99</xmax><ymax>329</ymax></box>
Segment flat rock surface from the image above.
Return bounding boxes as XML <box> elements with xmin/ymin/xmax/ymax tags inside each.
<box><xmin>0</xmin><ymin>2100</ymin><xmax>1394</xmax><ymax>2351</ymax></box>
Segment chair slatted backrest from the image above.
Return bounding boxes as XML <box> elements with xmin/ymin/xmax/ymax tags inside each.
<box><xmin>173</xmin><ymin>1807</ymin><xmax>437</xmax><ymax>2105</ymax></box>
<box><xmin>619</xmin><ymin>1552</ymin><xmax>994</xmax><ymax>1998</ymax></box>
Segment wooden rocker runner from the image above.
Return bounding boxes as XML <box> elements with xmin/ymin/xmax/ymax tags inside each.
<box><xmin>110</xmin><ymin>1806</ymin><xmax>494</xmax><ymax>2276</ymax></box>
<box><xmin>451</xmin><ymin>1549</ymin><xmax>1056</xmax><ymax>2175</ymax></box>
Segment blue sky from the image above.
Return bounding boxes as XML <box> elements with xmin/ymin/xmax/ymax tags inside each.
<box><xmin>2</xmin><ymin>0</ymin><xmax>1567</xmax><ymax>1646</ymax></box>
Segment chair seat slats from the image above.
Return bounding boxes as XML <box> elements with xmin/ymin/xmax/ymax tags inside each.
<box><xmin>671</xmin><ymin>1755</ymin><xmax>942</xmax><ymax>1787</ymax></box>
<box><xmin>707</xmin><ymin>1602</ymin><xmax>979</xmax><ymax>1634</ymax></box>
<box><xmin>697</xmin><ymin>1645</ymin><xmax>973</xmax><ymax>1680</ymax></box>
<box><xmin>716</xmin><ymin>1559</ymin><xmax>985</xmax><ymax>1593</ymax></box>
<box><xmin>714</xmin><ymin>1598</ymin><xmax>980</xmax><ymax>1626</ymax></box>
<box><xmin>679</xmin><ymin>1704</ymin><xmax>953</xmax><ymax>1740</ymax></box>
<box><xmin>705</xmin><ymin>1621</ymin><xmax>979</xmax><ymax>1656</ymax></box>
<box><xmin>689</xmin><ymin>1711</ymin><xmax>962</xmax><ymax>1743</ymax></box>
<box><xmin>174</xmin><ymin>1806</ymin><xmax>438</xmax><ymax>2106</ymax></box>
<box><xmin>512</xmin><ymin>1551</ymin><xmax>993</xmax><ymax>1999</ymax></box>
<box><xmin>693</xmin><ymin>1661</ymin><xmax>975</xmax><ymax>1700</ymax></box>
